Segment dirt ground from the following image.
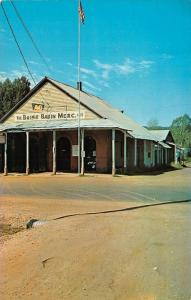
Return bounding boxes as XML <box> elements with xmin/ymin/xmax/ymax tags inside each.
<box><xmin>0</xmin><ymin>168</ymin><xmax>191</xmax><ymax>300</ymax></box>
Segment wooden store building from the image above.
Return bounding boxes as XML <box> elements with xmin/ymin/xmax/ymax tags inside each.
<box><xmin>0</xmin><ymin>77</ymin><xmax>176</xmax><ymax>175</ymax></box>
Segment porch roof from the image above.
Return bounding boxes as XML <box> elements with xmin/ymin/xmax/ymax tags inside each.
<box><xmin>0</xmin><ymin>118</ymin><xmax>132</xmax><ymax>133</ymax></box>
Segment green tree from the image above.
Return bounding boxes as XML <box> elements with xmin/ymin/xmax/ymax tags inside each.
<box><xmin>170</xmin><ymin>114</ymin><xmax>191</xmax><ymax>147</ymax></box>
<box><xmin>0</xmin><ymin>77</ymin><xmax>30</xmax><ymax>118</ymax></box>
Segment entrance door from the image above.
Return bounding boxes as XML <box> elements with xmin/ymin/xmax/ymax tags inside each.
<box><xmin>56</xmin><ymin>137</ymin><xmax>71</xmax><ymax>171</ymax></box>
<box><xmin>84</xmin><ymin>136</ymin><xmax>96</xmax><ymax>171</ymax></box>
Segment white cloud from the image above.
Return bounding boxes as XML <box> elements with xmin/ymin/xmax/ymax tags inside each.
<box><xmin>28</xmin><ymin>60</ymin><xmax>41</xmax><ymax>66</ymax></box>
<box><xmin>93</xmin><ymin>59</ymin><xmax>113</xmax><ymax>79</ymax></box>
<box><xmin>0</xmin><ymin>68</ymin><xmax>43</xmax><ymax>86</ymax></box>
<box><xmin>161</xmin><ymin>53</ymin><xmax>174</xmax><ymax>60</ymax></box>
<box><xmin>139</xmin><ymin>60</ymin><xmax>154</xmax><ymax>69</ymax></box>
<box><xmin>94</xmin><ymin>57</ymin><xmax>154</xmax><ymax>79</ymax></box>
<box><xmin>83</xmin><ymin>80</ymin><xmax>101</xmax><ymax>92</ymax></box>
<box><xmin>98</xmin><ymin>80</ymin><xmax>110</xmax><ymax>88</ymax></box>
<box><xmin>80</xmin><ymin>67</ymin><xmax>97</xmax><ymax>78</ymax></box>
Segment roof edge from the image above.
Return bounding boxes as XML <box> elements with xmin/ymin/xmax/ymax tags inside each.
<box><xmin>0</xmin><ymin>77</ymin><xmax>49</xmax><ymax>123</ymax></box>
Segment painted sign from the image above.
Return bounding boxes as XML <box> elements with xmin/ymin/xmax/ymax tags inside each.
<box><xmin>32</xmin><ymin>103</ymin><xmax>44</xmax><ymax>112</ymax></box>
<box><xmin>0</xmin><ymin>135</ymin><xmax>5</xmax><ymax>144</ymax></box>
<box><xmin>15</xmin><ymin>111</ymin><xmax>86</xmax><ymax>122</ymax></box>
<box><xmin>72</xmin><ymin>145</ymin><xmax>79</xmax><ymax>157</ymax></box>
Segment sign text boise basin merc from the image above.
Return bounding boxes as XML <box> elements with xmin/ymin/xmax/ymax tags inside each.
<box><xmin>15</xmin><ymin>111</ymin><xmax>86</xmax><ymax>122</ymax></box>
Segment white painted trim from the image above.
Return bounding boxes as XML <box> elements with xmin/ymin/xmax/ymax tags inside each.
<box><xmin>81</xmin><ymin>128</ymin><xmax>84</xmax><ymax>175</ymax></box>
<box><xmin>112</xmin><ymin>129</ymin><xmax>116</xmax><ymax>175</ymax></box>
<box><xmin>26</xmin><ymin>132</ymin><xmax>29</xmax><ymax>175</ymax></box>
<box><xmin>134</xmin><ymin>139</ymin><xmax>137</xmax><ymax>167</ymax></box>
<box><xmin>52</xmin><ymin>131</ymin><xmax>56</xmax><ymax>175</ymax></box>
<box><xmin>4</xmin><ymin>132</ymin><xmax>7</xmax><ymax>176</ymax></box>
<box><xmin>124</xmin><ymin>131</ymin><xmax>127</xmax><ymax>170</ymax></box>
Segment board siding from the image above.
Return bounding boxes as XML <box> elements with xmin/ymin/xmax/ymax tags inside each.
<box><xmin>4</xmin><ymin>82</ymin><xmax>100</xmax><ymax>124</ymax></box>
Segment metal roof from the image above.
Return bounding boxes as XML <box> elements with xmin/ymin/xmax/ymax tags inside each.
<box><xmin>149</xmin><ymin>130</ymin><xmax>170</xmax><ymax>141</ymax></box>
<box><xmin>159</xmin><ymin>141</ymin><xmax>171</xmax><ymax>149</ymax></box>
<box><xmin>48</xmin><ymin>78</ymin><xmax>157</xmax><ymax>141</ymax></box>
<box><xmin>0</xmin><ymin>77</ymin><xmax>160</xmax><ymax>141</ymax></box>
<box><xmin>0</xmin><ymin>119</ymin><xmax>130</xmax><ymax>132</ymax></box>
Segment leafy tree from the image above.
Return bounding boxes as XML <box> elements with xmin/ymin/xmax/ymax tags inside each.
<box><xmin>0</xmin><ymin>77</ymin><xmax>30</xmax><ymax>118</ymax></box>
<box><xmin>170</xmin><ymin>114</ymin><xmax>191</xmax><ymax>147</ymax></box>
<box><xmin>147</xmin><ymin>118</ymin><xmax>159</xmax><ymax>129</ymax></box>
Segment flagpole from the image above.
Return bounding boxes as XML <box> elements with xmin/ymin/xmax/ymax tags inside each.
<box><xmin>77</xmin><ymin>0</ymin><xmax>81</xmax><ymax>175</ymax></box>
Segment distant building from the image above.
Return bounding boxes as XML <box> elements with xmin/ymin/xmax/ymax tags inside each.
<box><xmin>0</xmin><ymin>77</ymin><xmax>176</xmax><ymax>175</ymax></box>
<box><xmin>149</xmin><ymin>130</ymin><xmax>176</xmax><ymax>165</ymax></box>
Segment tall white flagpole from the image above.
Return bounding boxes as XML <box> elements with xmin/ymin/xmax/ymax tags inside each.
<box><xmin>77</xmin><ymin>0</ymin><xmax>81</xmax><ymax>175</ymax></box>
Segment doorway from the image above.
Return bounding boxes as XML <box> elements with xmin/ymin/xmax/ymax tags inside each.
<box><xmin>84</xmin><ymin>136</ymin><xmax>96</xmax><ymax>171</ymax></box>
<box><xmin>56</xmin><ymin>137</ymin><xmax>71</xmax><ymax>171</ymax></box>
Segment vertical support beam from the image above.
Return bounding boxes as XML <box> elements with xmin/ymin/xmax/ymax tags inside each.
<box><xmin>123</xmin><ymin>131</ymin><xmax>127</xmax><ymax>173</ymax></box>
<box><xmin>81</xmin><ymin>128</ymin><xmax>84</xmax><ymax>175</ymax></box>
<box><xmin>165</xmin><ymin>148</ymin><xmax>167</xmax><ymax>165</ymax></box>
<box><xmin>26</xmin><ymin>131</ymin><xmax>29</xmax><ymax>175</ymax></box>
<box><xmin>174</xmin><ymin>144</ymin><xmax>177</xmax><ymax>164</ymax></box>
<box><xmin>151</xmin><ymin>142</ymin><xmax>154</xmax><ymax>166</ymax></box>
<box><xmin>52</xmin><ymin>131</ymin><xmax>56</xmax><ymax>175</ymax></box>
<box><xmin>143</xmin><ymin>140</ymin><xmax>147</xmax><ymax>167</ymax></box>
<box><xmin>112</xmin><ymin>129</ymin><xmax>116</xmax><ymax>176</ymax></box>
<box><xmin>161</xmin><ymin>148</ymin><xmax>164</xmax><ymax>165</ymax></box>
<box><xmin>134</xmin><ymin>138</ymin><xmax>137</xmax><ymax>167</ymax></box>
<box><xmin>4</xmin><ymin>132</ymin><xmax>7</xmax><ymax>176</ymax></box>
<box><xmin>157</xmin><ymin>144</ymin><xmax>160</xmax><ymax>166</ymax></box>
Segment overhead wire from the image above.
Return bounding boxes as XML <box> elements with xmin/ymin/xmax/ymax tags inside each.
<box><xmin>0</xmin><ymin>0</ymin><xmax>37</xmax><ymax>86</ymax></box>
<box><xmin>0</xmin><ymin>0</ymin><xmax>49</xmax><ymax>105</ymax></box>
<box><xmin>9</xmin><ymin>0</ymin><xmax>52</xmax><ymax>73</ymax></box>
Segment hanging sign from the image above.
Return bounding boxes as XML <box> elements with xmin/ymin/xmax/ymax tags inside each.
<box><xmin>15</xmin><ymin>111</ymin><xmax>86</xmax><ymax>122</ymax></box>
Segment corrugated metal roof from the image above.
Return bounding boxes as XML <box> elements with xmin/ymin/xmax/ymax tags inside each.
<box><xmin>49</xmin><ymin>78</ymin><xmax>157</xmax><ymax>141</ymax></box>
<box><xmin>159</xmin><ymin>141</ymin><xmax>171</xmax><ymax>149</ymax></box>
<box><xmin>149</xmin><ymin>130</ymin><xmax>170</xmax><ymax>141</ymax></box>
<box><xmin>0</xmin><ymin>77</ymin><xmax>160</xmax><ymax>141</ymax></box>
<box><xmin>0</xmin><ymin>119</ymin><xmax>129</xmax><ymax>132</ymax></box>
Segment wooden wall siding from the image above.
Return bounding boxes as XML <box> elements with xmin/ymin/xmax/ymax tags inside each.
<box><xmin>4</xmin><ymin>82</ymin><xmax>100</xmax><ymax>124</ymax></box>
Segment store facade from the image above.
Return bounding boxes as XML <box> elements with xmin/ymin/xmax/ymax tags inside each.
<box><xmin>0</xmin><ymin>77</ymin><xmax>175</xmax><ymax>175</ymax></box>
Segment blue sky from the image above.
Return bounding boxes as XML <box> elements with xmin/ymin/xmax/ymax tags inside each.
<box><xmin>0</xmin><ymin>0</ymin><xmax>191</xmax><ymax>126</ymax></box>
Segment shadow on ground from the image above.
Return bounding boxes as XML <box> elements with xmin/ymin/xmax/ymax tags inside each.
<box><xmin>54</xmin><ymin>199</ymin><xmax>191</xmax><ymax>221</ymax></box>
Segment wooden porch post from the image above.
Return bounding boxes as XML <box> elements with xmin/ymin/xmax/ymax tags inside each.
<box><xmin>174</xmin><ymin>144</ymin><xmax>177</xmax><ymax>164</ymax></box>
<box><xmin>52</xmin><ymin>131</ymin><xmax>56</xmax><ymax>175</ymax></box>
<box><xmin>81</xmin><ymin>128</ymin><xmax>84</xmax><ymax>175</ymax></box>
<box><xmin>112</xmin><ymin>129</ymin><xmax>116</xmax><ymax>176</ymax></box>
<box><xmin>123</xmin><ymin>131</ymin><xmax>127</xmax><ymax>173</ymax></box>
<box><xmin>144</xmin><ymin>140</ymin><xmax>147</xmax><ymax>167</ymax></box>
<box><xmin>26</xmin><ymin>131</ymin><xmax>29</xmax><ymax>175</ymax></box>
<box><xmin>134</xmin><ymin>138</ymin><xmax>137</xmax><ymax>167</ymax></box>
<box><xmin>157</xmin><ymin>144</ymin><xmax>160</xmax><ymax>166</ymax></box>
<box><xmin>4</xmin><ymin>132</ymin><xmax>7</xmax><ymax>176</ymax></box>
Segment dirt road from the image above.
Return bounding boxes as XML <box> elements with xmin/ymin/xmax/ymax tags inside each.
<box><xmin>0</xmin><ymin>168</ymin><xmax>191</xmax><ymax>299</ymax></box>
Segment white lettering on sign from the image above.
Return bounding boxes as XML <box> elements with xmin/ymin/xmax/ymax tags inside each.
<box><xmin>15</xmin><ymin>111</ymin><xmax>86</xmax><ymax>122</ymax></box>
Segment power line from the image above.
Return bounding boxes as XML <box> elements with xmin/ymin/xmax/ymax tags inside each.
<box><xmin>9</xmin><ymin>0</ymin><xmax>51</xmax><ymax>73</ymax></box>
<box><xmin>1</xmin><ymin>1</ymin><xmax>37</xmax><ymax>86</ymax></box>
<box><xmin>0</xmin><ymin>1</ymin><xmax>48</xmax><ymax>106</ymax></box>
